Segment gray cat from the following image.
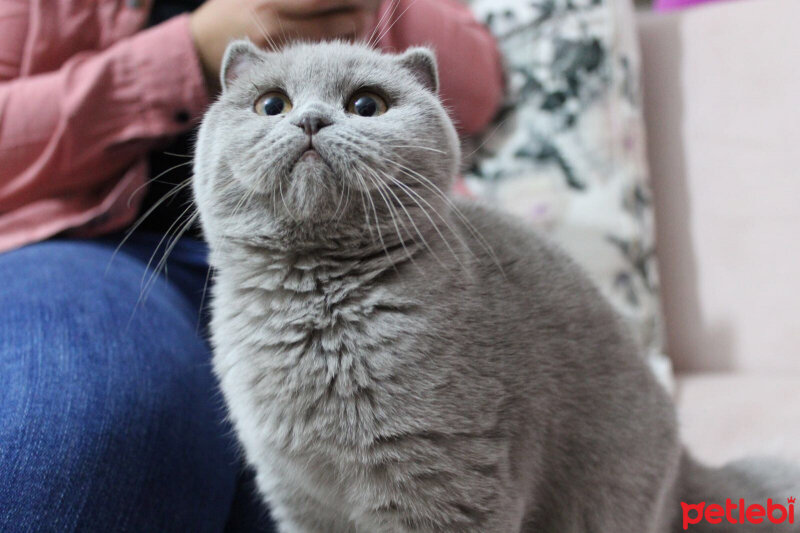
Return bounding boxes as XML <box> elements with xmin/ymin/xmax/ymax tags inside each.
<box><xmin>193</xmin><ymin>40</ymin><xmax>799</xmax><ymax>533</ymax></box>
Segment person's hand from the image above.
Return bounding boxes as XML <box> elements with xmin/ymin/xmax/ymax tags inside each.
<box><xmin>190</xmin><ymin>0</ymin><xmax>383</xmax><ymax>92</ymax></box>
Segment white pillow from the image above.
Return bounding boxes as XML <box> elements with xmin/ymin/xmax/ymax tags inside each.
<box><xmin>464</xmin><ymin>0</ymin><xmax>672</xmax><ymax>389</ymax></box>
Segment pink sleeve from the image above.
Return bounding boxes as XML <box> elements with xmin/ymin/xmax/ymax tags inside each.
<box><xmin>374</xmin><ymin>0</ymin><xmax>504</xmax><ymax>135</ymax></box>
<box><xmin>0</xmin><ymin>15</ymin><xmax>208</xmax><ymax>212</ymax></box>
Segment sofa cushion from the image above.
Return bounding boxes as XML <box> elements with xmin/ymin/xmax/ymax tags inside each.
<box><xmin>654</xmin><ymin>0</ymin><xmax>732</xmax><ymax>12</ymax></box>
<box><xmin>464</xmin><ymin>0</ymin><xmax>671</xmax><ymax>388</ymax></box>
<box><xmin>638</xmin><ymin>0</ymin><xmax>800</xmax><ymax>373</ymax></box>
<box><xmin>676</xmin><ymin>374</ymin><xmax>800</xmax><ymax>466</ymax></box>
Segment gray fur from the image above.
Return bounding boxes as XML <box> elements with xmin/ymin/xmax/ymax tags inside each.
<box><xmin>193</xmin><ymin>41</ymin><xmax>798</xmax><ymax>532</ymax></box>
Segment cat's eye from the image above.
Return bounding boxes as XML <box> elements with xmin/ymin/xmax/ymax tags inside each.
<box><xmin>347</xmin><ymin>92</ymin><xmax>388</xmax><ymax>117</ymax></box>
<box><xmin>254</xmin><ymin>92</ymin><xmax>293</xmax><ymax>116</ymax></box>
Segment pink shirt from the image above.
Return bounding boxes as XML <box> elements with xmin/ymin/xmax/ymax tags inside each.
<box><xmin>0</xmin><ymin>0</ymin><xmax>503</xmax><ymax>253</ymax></box>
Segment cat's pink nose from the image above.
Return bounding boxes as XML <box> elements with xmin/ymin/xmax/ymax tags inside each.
<box><xmin>296</xmin><ymin>116</ymin><xmax>331</xmax><ymax>136</ymax></box>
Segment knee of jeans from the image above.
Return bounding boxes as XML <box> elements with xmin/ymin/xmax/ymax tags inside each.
<box><xmin>0</xmin><ymin>241</ymin><xmax>237</xmax><ymax>531</ymax></box>
<box><xmin>1</xmin><ymin>239</ymin><xmax>200</xmax><ymax>333</ymax></box>
<box><xmin>0</xmin><ymin>239</ymin><xmax>231</xmax><ymax>474</ymax></box>
<box><xmin>1</xmin><ymin>295</ymin><xmax>226</xmax><ymax>445</ymax></box>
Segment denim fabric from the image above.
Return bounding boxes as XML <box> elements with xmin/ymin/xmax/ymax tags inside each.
<box><xmin>0</xmin><ymin>234</ymin><xmax>275</xmax><ymax>533</ymax></box>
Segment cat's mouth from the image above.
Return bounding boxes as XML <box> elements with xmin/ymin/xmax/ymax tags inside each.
<box><xmin>291</xmin><ymin>143</ymin><xmax>331</xmax><ymax>173</ymax></box>
<box><xmin>300</xmin><ymin>149</ymin><xmax>321</xmax><ymax>161</ymax></box>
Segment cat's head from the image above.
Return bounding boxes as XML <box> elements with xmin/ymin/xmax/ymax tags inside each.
<box><xmin>193</xmin><ymin>40</ymin><xmax>460</xmax><ymax>249</ymax></box>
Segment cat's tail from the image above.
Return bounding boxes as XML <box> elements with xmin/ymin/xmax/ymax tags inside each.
<box><xmin>675</xmin><ymin>451</ymin><xmax>800</xmax><ymax>532</ymax></box>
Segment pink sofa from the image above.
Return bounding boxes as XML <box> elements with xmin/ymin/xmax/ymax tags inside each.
<box><xmin>638</xmin><ymin>0</ymin><xmax>800</xmax><ymax>466</ymax></box>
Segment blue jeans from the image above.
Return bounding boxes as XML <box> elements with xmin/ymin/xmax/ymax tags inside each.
<box><xmin>0</xmin><ymin>234</ymin><xmax>275</xmax><ymax>532</ymax></box>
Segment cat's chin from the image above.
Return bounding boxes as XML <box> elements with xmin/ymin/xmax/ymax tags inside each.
<box><xmin>282</xmin><ymin>155</ymin><xmax>343</xmax><ymax>222</ymax></box>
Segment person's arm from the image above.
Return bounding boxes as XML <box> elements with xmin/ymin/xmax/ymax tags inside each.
<box><xmin>374</xmin><ymin>0</ymin><xmax>504</xmax><ymax>135</ymax></box>
<box><xmin>0</xmin><ymin>0</ymin><xmax>500</xmax><ymax>216</ymax></box>
<box><xmin>0</xmin><ymin>0</ymin><xmax>384</xmax><ymax>215</ymax></box>
<box><xmin>0</xmin><ymin>15</ymin><xmax>207</xmax><ymax>212</ymax></box>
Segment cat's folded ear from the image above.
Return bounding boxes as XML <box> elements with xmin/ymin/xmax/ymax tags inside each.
<box><xmin>221</xmin><ymin>40</ymin><xmax>263</xmax><ymax>92</ymax></box>
<box><xmin>397</xmin><ymin>47</ymin><xmax>439</xmax><ymax>94</ymax></box>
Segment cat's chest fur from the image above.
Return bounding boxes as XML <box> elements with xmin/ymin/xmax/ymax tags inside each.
<box><xmin>211</xmin><ymin>249</ymin><xmax>423</xmax><ymax>469</ymax></box>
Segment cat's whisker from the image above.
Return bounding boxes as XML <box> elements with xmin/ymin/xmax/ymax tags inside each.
<box><xmin>140</xmin><ymin>205</ymin><xmax>199</xmax><ymax>304</ymax></box>
<box><xmin>355</xmin><ymin>172</ymin><xmax>393</xmax><ymax>269</ymax></box>
<box><xmin>329</xmin><ymin>136</ymin><xmax>446</xmax><ymax>264</ymax></box>
<box><xmin>278</xmin><ymin>175</ymin><xmax>299</xmax><ymax>223</ymax></box>
<box><xmin>327</xmin><ymin>134</ymin><xmax>474</xmax><ymax>268</ymax></box>
<box><xmin>369</xmin><ymin>169</ymin><xmax>443</xmax><ymax>271</ymax></box>
<box><xmin>273</xmin><ymin>11</ymin><xmax>291</xmax><ymax>49</ymax></box>
<box><xmin>161</xmin><ymin>151</ymin><xmax>193</xmax><ymax>159</ymax></box>
<box><xmin>244</xmin><ymin>184</ymin><xmax>261</xmax><ymax>213</ymax></box>
<box><xmin>106</xmin><ymin>177</ymin><xmax>193</xmax><ymax>277</ymax></box>
<box><xmin>462</xmin><ymin>113</ymin><xmax>513</xmax><ymax>162</ymax></box>
<box><xmin>386</xmin><ymin>144</ymin><xmax>446</xmax><ymax>155</ymax></box>
<box><xmin>378</xmin><ymin>170</ymin><xmax>465</xmax><ymax>270</ymax></box>
<box><xmin>369</xmin><ymin>157</ymin><xmax>474</xmax><ymax>256</ymax></box>
<box><xmin>392</xmin><ymin>165</ymin><xmax>477</xmax><ymax>248</ymax></box>
<box><xmin>366</xmin><ymin>174</ymin><xmax>406</xmax><ymax>252</ymax></box>
<box><xmin>265</xmin><ymin>165</ymin><xmax>281</xmax><ymax>218</ymax></box>
<box><xmin>337</xmin><ymin>181</ymin><xmax>355</xmax><ymax>224</ymax></box>
<box><xmin>353</xmin><ymin>173</ymin><xmax>376</xmax><ymax>240</ymax></box>
<box><xmin>336</xmin><ymin>179</ymin><xmax>354</xmax><ymax>224</ymax></box>
<box><xmin>127</xmin><ymin>162</ymin><xmax>193</xmax><ymax>208</ymax></box>
<box><xmin>371</xmin><ymin>0</ymin><xmax>421</xmax><ymax>50</ymax></box>
<box><xmin>365</xmin><ymin>0</ymin><xmax>400</xmax><ymax>49</ymax></box>
<box><xmin>374</xmin><ymin>170</ymin><xmax>440</xmax><ymax>257</ymax></box>
<box><xmin>248</xmin><ymin>7</ymin><xmax>279</xmax><ymax>52</ymax></box>
<box><xmin>231</xmin><ymin>176</ymin><xmax>261</xmax><ymax>220</ymax></box>
<box><xmin>365</xmin><ymin>167</ymin><xmax>418</xmax><ymax>269</ymax></box>
<box><xmin>384</xmin><ymin>157</ymin><xmax>505</xmax><ymax>275</ymax></box>
<box><xmin>230</xmin><ymin>187</ymin><xmax>250</xmax><ymax>219</ymax></box>
<box><xmin>197</xmin><ymin>264</ymin><xmax>215</xmax><ymax>336</ymax></box>
<box><xmin>140</xmin><ymin>210</ymin><xmax>200</xmax><ymax>307</ymax></box>
<box><xmin>125</xmin><ymin>203</ymin><xmax>198</xmax><ymax>331</ymax></box>
<box><xmin>138</xmin><ymin>201</ymin><xmax>197</xmax><ymax>294</ymax></box>
<box><xmin>330</xmin><ymin>177</ymin><xmax>349</xmax><ymax>221</ymax></box>
<box><xmin>399</xmin><ymin>169</ymin><xmax>503</xmax><ymax>275</ymax></box>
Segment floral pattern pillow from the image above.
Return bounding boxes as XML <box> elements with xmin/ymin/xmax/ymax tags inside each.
<box><xmin>463</xmin><ymin>0</ymin><xmax>672</xmax><ymax>389</ymax></box>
